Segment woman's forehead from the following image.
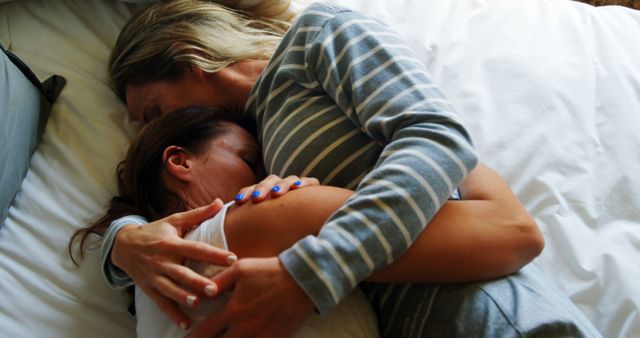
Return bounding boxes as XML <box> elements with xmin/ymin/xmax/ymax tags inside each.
<box><xmin>125</xmin><ymin>82</ymin><xmax>158</xmax><ymax>122</ymax></box>
<box><xmin>216</xmin><ymin>123</ymin><xmax>256</xmax><ymax>145</ymax></box>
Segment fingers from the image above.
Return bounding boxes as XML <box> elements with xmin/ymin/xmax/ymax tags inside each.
<box><xmin>239</xmin><ymin>174</ymin><xmax>283</xmax><ymax>204</ymax></box>
<box><xmin>145</xmin><ymin>287</ymin><xmax>191</xmax><ymax>330</ymax></box>
<box><xmin>297</xmin><ymin>176</ymin><xmax>320</xmax><ymax>188</ymax></box>
<box><xmin>264</xmin><ymin>175</ymin><xmax>300</xmax><ymax>199</ymax></box>
<box><xmin>233</xmin><ymin>174</ymin><xmax>281</xmax><ymax>205</ymax></box>
<box><xmin>167</xmin><ymin>199</ymin><xmax>224</xmax><ymax>231</ymax></box>
<box><xmin>160</xmin><ymin>263</ymin><xmax>216</xmax><ymax>302</ymax></box>
<box><xmin>233</xmin><ymin>184</ymin><xmax>256</xmax><ymax>205</ymax></box>
<box><xmin>186</xmin><ymin>263</ymin><xmax>245</xmax><ymax>337</ymax></box>
<box><xmin>154</xmin><ymin>273</ymin><xmax>200</xmax><ymax>308</ymax></box>
<box><xmin>272</xmin><ymin>176</ymin><xmax>319</xmax><ymax>197</ymax></box>
<box><xmin>160</xmin><ymin>239</ymin><xmax>235</xmax><ymax>297</ymax></box>
<box><xmin>252</xmin><ymin>174</ymin><xmax>284</xmax><ymax>203</ymax></box>
<box><xmin>191</xmin><ymin>257</ymin><xmax>312</xmax><ymax>338</ymax></box>
<box><xmin>209</xmin><ymin>263</ymin><xmax>239</xmax><ymax>295</ymax></box>
<box><xmin>200</xmin><ymin>266</ymin><xmax>240</xmax><ymax>337</ymax></box>
<box><xmin>234</xmin><ymin>175</ymin><xmax>320</xmax><ymax>205</ymax></box>
<box><xmin>168</xmin><ymin>239</ymin><xmax>237</xmax><ymax>266</ymax></box>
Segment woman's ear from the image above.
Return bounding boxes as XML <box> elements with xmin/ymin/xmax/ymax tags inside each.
<box><xmin>162</xmin><ymin>145</ymin><xmax>193</xmax><ymax>182</ymax></box>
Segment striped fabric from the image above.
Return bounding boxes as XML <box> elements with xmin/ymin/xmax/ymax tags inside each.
<box><xmin>361</xmin><ymin>282</ymin><xmax>441</xmax><ymax>338</ymax></box>
<box><xmin>245</xmin><ymin>3</ymin><xmax>477</xmax><ymax>314</ymax></box>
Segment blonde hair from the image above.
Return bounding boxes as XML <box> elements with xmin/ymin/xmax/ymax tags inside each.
<box><xmin>109</xmin><ymin>0</ymin><xmax>294</xmax><ymax>101</ymax></box>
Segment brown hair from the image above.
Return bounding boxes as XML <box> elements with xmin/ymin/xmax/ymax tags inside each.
<box><xmin>69</xmin><ymin>106</ymin><xmax>234</xmax><ymax>264</ymax></box>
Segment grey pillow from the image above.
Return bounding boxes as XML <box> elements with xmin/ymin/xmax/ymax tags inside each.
<box><xmin>0</xmin><ymin>44</ymin><xmax>65</xmax><ymax>228</ymax></box>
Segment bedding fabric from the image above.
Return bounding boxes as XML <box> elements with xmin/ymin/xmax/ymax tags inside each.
<box><xmin>0</xmin><ymin>0</ymin><xmax>638</xmax><ymax>337</ymax></box>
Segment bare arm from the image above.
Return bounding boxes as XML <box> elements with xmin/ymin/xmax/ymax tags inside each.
<box><xmin>223</xmin><ymin>163</ymin><xmax>543</xmax><ymax>283</ymax></box>
<box><xmin>369</xmin><ymin>163</ymin><xmax>543</xmax><ymax>282</ymax></box>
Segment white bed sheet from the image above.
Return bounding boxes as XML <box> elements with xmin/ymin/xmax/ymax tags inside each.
<box><xmin>1</xmin><ymin>0</ymin><xmax>639</xmax><ymax>337</ymax></box>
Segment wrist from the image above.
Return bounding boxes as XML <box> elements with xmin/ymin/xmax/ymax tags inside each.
<box><xmin>276</xmin><ymin>257</ymin><xmax>315</xmax><ymax>313</ymax></box>
<box><xmin>279</xmin><ymin>245</ymin><xmax>340</xmax><ymax>314</ymax></box>
<box><xmin>111</xmin><ymin>223</ymin><xmax>140</xmax><ymax>269</ymax></box>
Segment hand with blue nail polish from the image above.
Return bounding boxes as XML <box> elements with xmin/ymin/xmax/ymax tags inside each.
<box><xmin>233</xmin><ymin>175</ymin><xmax>320</xmax><ymax>205</ymax></box>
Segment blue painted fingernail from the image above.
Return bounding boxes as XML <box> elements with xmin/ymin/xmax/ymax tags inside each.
<box><xmin>271</xmin><ymin>186</ymin><xmax>281</xmax><ymax>192</ymax></box>
<box><xmin>251</xmin><ymin>191</ymin><xmax>261</xmax><ymax>198</ymax></box>
<box><xmin>294</xmin><ymin>181</ymin><xmax>302</xmax><ymax>186</ymax></box>
<box><xmin>235</xmin><ymin>193</ymin><xmax>244</xmax><ymax>201</ymax></box>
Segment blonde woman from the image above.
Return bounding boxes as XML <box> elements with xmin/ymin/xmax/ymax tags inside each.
<box><xmin>102</xmin><ymin>1</ymin><xmax>600</xmax><ymax>337</ymax></box>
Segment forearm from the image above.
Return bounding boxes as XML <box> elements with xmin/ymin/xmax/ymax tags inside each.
<box><xmin>370</xmin><ymin>163</ymin><xmax>542</xmax><ymax>282</ymax></box>
<box><xmin>367</xmin><ymin>201</ymin><xmax>541</xmax><ymax>283</ymax></box>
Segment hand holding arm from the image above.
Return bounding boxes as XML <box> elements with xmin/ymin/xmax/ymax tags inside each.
<box><xmin>111</xmin><ymin>200</ymin><xmax>236</xmax><ymax>328</ymax></box>
<box><xmin>186</xmin><ymin>257</ymin><xmax>314</xmax><ymax>338</ymax></box>
<box><xmin>189</xmin><ymin>163</ymin><xmax>541</xmax><ymax>336</ymax></box>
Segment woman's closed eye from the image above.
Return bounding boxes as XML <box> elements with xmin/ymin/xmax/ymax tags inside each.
<box><xmin>143</xmin><ymin>107</ymin><xmax>161</xmax><ymax>123</ymax></box>
<box><xmin>241</xmin><ymin>154</ymin><xmax>260</xmax><ymax>173</ymax></box>
<box><xmin>240</xmin><ymin>145</ymin><xmax>262</xmax><ymax>174</ymax></box>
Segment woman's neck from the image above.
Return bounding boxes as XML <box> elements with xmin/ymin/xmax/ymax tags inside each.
<box><xmin>214</xmin><ymin>60</ymin><xmax>269</xmax><ymax>110</ymax></box>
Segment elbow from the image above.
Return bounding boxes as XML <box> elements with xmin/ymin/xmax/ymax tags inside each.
<box><xmin>523</xmin><ymin>219</ymin><xmax>545</xmax><ymax>260</ymax></box>
<box><xmin>531</xmin><ymin>228</ymin><xmax>545</xmax><ymax>258</ymax></box>
<box><xmin>508</xmin><ymin>219</ymin><xmax>545</xmax><ymax>271</ymax></box>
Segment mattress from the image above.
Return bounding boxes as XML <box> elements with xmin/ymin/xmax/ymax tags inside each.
<box><xmin>0</xmin><ymin>0</ymin><xmax>639</xmax><ymax>337</ymax></box>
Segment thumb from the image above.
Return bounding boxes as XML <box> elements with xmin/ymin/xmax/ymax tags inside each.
<box><xmin>209</xmin><ymin>263</ymin><xmax>239</xmax><ymax>296</ymax></box>
<box><xmin>170</xmin><ymin>198</ymin><xmax>224</xmax><ymax>229</ymax></box>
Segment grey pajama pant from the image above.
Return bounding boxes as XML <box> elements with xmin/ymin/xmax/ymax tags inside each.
<box><xmin>362</xmin><ymin>264</ymin><xmax>601</xmax><ymax>338</ymax></box>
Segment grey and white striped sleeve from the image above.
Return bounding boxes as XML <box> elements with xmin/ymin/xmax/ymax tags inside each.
<box><xmin>278</xmin><ymin>4</ymin><xmax>478</xmax><ymax>313</ymax></box>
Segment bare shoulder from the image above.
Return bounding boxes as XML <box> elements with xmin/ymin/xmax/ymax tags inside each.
<box><xmin>222</xmin><ymin>186</ymin><xmax>352</xmax><ymax>257</ymax></box>
<box><xmin>227</xmin><ymin>185</ymin><xmax>352</xmax><ymax>222</ymax></box>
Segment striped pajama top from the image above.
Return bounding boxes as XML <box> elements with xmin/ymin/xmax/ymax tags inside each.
<box><xmin>245</xmin><ymin>3</ymin><xmax>477</xmax><ymax>313</ymax></box>
<box><xmin>100</xmin><ymin>2</ymin><xmax>477</xmax><ymax>315</ymax></box>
